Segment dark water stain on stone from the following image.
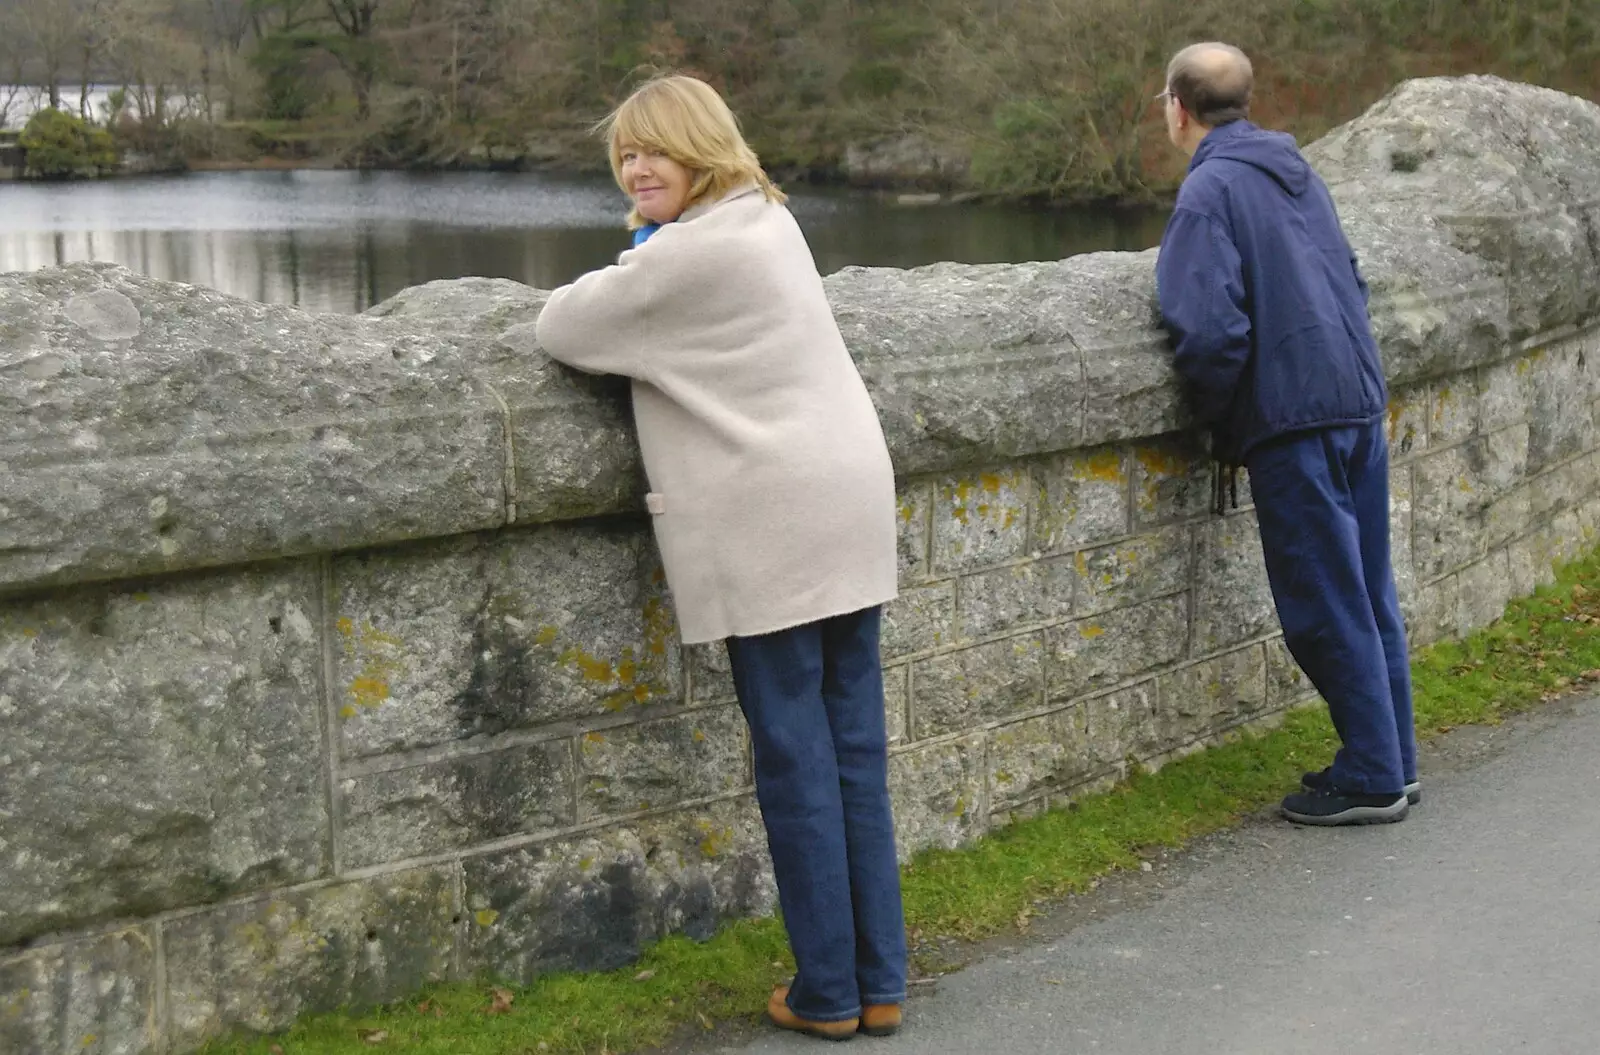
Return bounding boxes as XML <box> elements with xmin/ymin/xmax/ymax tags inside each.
<box><xmin>453</xmin><ymin>584</ymin><xmax>541</xmax><ymax>739</ymax></box>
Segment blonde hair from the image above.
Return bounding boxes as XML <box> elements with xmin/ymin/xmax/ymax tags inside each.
<box><xmin>598</xmin><ymin>74</ymin><xmax>786</xmax><ymax>230</ymax></box>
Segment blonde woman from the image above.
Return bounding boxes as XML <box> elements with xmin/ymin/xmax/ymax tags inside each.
<box><xmin>535</xmin><ymin>75</ymin><xmax>907</xmax><ymax>1041</ymax></box>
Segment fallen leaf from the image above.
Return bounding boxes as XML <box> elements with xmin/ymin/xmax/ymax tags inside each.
<box><xmin>357</xmin><ymin>1029</ymin><xmax>388</xmax><ymax>1044</ymax></box>
<box><xmin>270</xmin><ymin>1047</ymin><xmax>285</xmax><ymax>1055</ymax></box>
<box><xmin>487</xmin><ymin>988</ymin><xmax>515</xmax><ymax>1015</ymax></box>
<box><xmin>634</xmin><ymin>969</ymin><xmax>656</xmax><ymax>982</ymax></box>
<box><xmin>416</xmin><ymin>1000</ymin><xmax>431</xmax><ymax>1014</ymax></box>
<box><xmin>1572</xmin><ymin>583</ymin><xmax>1589</xmax><ymax>599</ymax></box>
<box><xmin>697</xmin><ymin>1011</ymin><xmax>713</xmax><ymax>1030</ymax></box>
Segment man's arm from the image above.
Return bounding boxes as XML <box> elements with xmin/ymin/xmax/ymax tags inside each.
<box><xmin>1156</xmin><ymin>208</ymin><xmax>1253</xmax><ymax>427</ymax></box>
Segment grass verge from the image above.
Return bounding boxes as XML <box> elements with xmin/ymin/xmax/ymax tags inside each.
<box><xmin>206</xmin><ymin>551</ymin><xmax>1600</xmax><ymax>1055</ymax></box>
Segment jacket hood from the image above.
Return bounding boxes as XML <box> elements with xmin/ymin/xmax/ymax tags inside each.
<box><xmin>1190</xmin><ymin>121</ymin><xmax>1310</xmax><ymax>196</ymax></box>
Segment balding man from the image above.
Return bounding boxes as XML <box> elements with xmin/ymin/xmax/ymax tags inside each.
<box><xmin>1155</xmin><ymin>43</ymin><xmax>1418</xmax><ymax>826</ymax></box>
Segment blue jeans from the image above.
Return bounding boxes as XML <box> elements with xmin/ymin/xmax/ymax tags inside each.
<box><xmin>1247</xmin><ymin>420</ymin><xmax>1418</xmax><ymax>795</ymax></box>
<box><xmin>726</xmin><ymin>606</ymin><xmax>907</xmax><ymax>1022</ymax></box>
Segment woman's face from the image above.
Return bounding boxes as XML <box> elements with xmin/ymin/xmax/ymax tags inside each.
<box><xmin>619</xmin><ymin>144</ymin><xmax>693</xmax><ymax>224</ymax></box>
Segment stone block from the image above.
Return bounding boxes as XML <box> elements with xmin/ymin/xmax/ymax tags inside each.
<box><xmin>334</xmin><ymin>523</ymin><xmax>680</xmax><ymax>759</ymax></box>
<box><xmin>885</xmin><ymin>664</ymin><xmax>910</xmax><ymax>745</ymax></box>
<box><xmin>1387</xmin><ymin>386</ymin><xmax>1429</xmax><ymax>458</ymax></box>
<box><xmin>1192</xmin><ymin>515</ymin><xmax>1277</xmax><ymax>653</ymax></box>
<box><xmin>987</xmin><ymin>694</ymin><xmax>1127</xmax><ymax>809</ymax></box>
<box><xmin>0</xmin><ymin>266</ymin><xmax>509</xmax><ymax>597</ymax></box>
<box><xmin>1074</xmin><ymin>526</ymin><xmax>1190</xmax><ymax>616</ymax></box>
<box><xmin>339</xmin><ymin>740</ymin><xmax>576</xmax><ymax>870</ymax></box>
<box><xmin>1045</xmin><ymin>596</ymin><xmax>1188</xmax><ymax>702</ymax></box>
<box><xmin>896</xmin><ymin>481</ymin><xmax>935</xmax><ymax>582</ymax></box>
<box><xmin>1265</xmin><ymin>636</ymin><xmax>1314</xmax><ymax>709</ymax></box>
<box><xmin>1030</xmin><ymin>447</ymin><xmax>1131</xmax><ymax>553</ymax></box>
<box><xmin>931</xmin><ymin>468</ymin><xmax>1030</xmax><ymax>574</ymax></box>
<box><xmin>0</xmin><ymin>928</ymin><xmax>157</xmax><ymax>1055</ymax></box>
<box><xmin>1410</xmin><ymin>574</ymin><xmax>1460</xmax><ymax>648</ymax></box>
<box><xmin>1157</xmin><ymin>646</ymin><xmax>1267</xmax><ymax>745</ymax></box>
<box><xmin>577</xmin><ymin>707</ymin><xmax>748</xmax><ymax>820</ymax></box>
<box><xmin>884</xmin><ymin>582</ymin><xmax>956</xmax><ymax>658</ymax></box>
<box><xmin>461</xmin><ymin>797</ymin><xmax>773</xmax><ymax>982</ymax></box>
<box><xmin>1424</xmin><ymin>379</ymin><xmax>1471</xmax><ymax>450</ymax></box>
<box><xmin>1390</xmin><ymin>464</ymin><xmax>1419</xmax><ymax>622</ymax></box>
<box><xmin>954</xmin><ymin>559</ymin><xmax>1074</xmax><ymax>641</ymax></box>
<box><xmin>165</xmin><ymin>867</ymin><xmax>459</xmax><ymax>1051</ymax></box>
<box><xmin>1522</xmin><ymin>340</ymin><xmax>1596</xmax><ymax>473</ymax></box>
<box><xmin>1457</xmin><ymin>551</ymin><xmax>1515</xmax><ymax>635</ymax></box>
<box><xmin>912</xmin><ymin>635</ymin><xmax>1046</xmax><ymax>737</ymax></box>
<box><xmin>1082</xmin><ymin>339</ymin><xmax>1188</xmax><ymax>445</ymax></box>
<box><xmin>1478</xmin><ymin>358</ymin><xmax>1527</xmax><ymax>434</ymax></box>
<box><xmin>0</xmin><ymin>563</ymin><xmax>327</xmax><ymax>947</ymax></box>
<box><xmin>687</xmin><ymin>642</ymin><xmax>735</xmax><ymax>703</ymax></box>
<box><xmin>1413</xmin><ymin>443</ymin><xmax>1493</xmax><ymax>578</ymax></box>
<box><xmin>1132</xmin><ymin>437</ymin><xmax>1212</xmax><ymax>527</ymax></box>
<box><xmin>889</xmin><ymin>735</ymin><xmax>986</xmax><ymax>858</ymax></box>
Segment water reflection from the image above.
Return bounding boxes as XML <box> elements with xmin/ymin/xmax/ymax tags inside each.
<box><xmin>0</xmin><ymin>170</ymin><xmax>1169</xmax><ymax>313</ymax></box>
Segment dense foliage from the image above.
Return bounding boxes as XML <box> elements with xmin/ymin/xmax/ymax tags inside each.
<box><xmin>17</xmin><ymin>107</ymin><xmax>118</xmax><ymax>178</ymax></box>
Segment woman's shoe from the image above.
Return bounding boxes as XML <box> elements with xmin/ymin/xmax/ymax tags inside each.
<box><xmin>766</xmin><ymin>987</ymin><xmax>858</xmax><ymax>1042</ymax></box>
<box><xmin>859</xmin><ymin>1003</ymin><xmax>903</xmax><ymax>1037</ymax></box>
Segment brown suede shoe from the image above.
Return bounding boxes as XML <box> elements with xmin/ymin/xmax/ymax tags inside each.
<box><xmin>859</xmin><ymin>1003</ymin><xmax>903</xmax><ymax>1037</ymax></box>
<box><xmin>766</xmin><ymin>987</ymin><xmax>858</xmax><ymax>1042</ymax></box>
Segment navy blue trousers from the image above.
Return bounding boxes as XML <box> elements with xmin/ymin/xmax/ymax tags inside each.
<box><xmin>726</xmin><ymin>606</ymin><xmax>907</xmax><ymax>1022</ymax></box>
<box><xmin>1246</xmin><ymin>420</ymin><xmax>1418</xmax><ymax>796</ymax></box>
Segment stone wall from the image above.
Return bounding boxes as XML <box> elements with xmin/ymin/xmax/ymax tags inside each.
<box><xmin>3</xmin><ymin>76</ymin><xmax>1600</xmax><ymax>1054</ymax></box>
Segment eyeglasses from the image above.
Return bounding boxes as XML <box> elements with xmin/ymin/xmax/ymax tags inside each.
<box><xmin>1154</xmin><ymin>89</ymin><xmax>1175</xmax><ymax>104</ymax></box>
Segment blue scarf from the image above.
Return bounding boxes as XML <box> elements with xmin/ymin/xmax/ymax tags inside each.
<box><xmin>632</xmin><ymin>223</ymin><xmax>662</xmax><ymax>247</ymax></box>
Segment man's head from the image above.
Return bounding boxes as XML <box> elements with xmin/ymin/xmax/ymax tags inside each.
<box><xmin>1161</xmin><ymin>43</ymin><xmax>1253</xmax><ymax>155</ymax></box>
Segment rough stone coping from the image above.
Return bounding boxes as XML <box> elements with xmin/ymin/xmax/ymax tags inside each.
<box><xmin>2</xmin><ymin>75</ymin><xmax>1597</xmax><ymax>597</ymax></box>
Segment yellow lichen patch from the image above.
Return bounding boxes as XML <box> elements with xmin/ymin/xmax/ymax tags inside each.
<box><xmin>585</xmin><ymin>732</ymin><xmax>607</xmax><ymax>744</ymax></box>
<box><xmin>693</xmin><ymin>728</ymin><xmax>707</xmax><ymax>743</ymax></box>
<box><xmin>536</xmin><ymin>625</ymin><xmax>559</xmax><ymax>646</ymax></box>
<box><xmin>952</xmin><ymin>796</ymin><xmax>968</xmax><ymax>818</ymax></box>
<box><xmin>1386</xmin><ymin>400</ymin><xmax>1406</xmax><ymax>443</ymax></box>
<box><xmin>1433</xmin><ymin>386</ymin><xmax>1454</xmax><ymax>423</ymax></box>
<box><xmin>337</xmin><ymin>619</ymin><xmax>406</xmax><ymax>716</ymax></box>
<box><xmin>1078</xmin><ymin>450</ymin><xmax>1125</xmax><ymax>484</ymax></box>
<box><xmin>899</xmin><ymin>501</ymin><xmax>917</xmax><ymax>523</ymax></box>
<box><xmin>980</xmin><ymin>473</ymin><xmax>1004</xmax><ymax>494</ymax></box>
<box><xmin>131</xmin><ymin>592</ymin><xmax>150</xmax><ymax>603</ymax></box>
<box><xmin>1075</xmin><ymin>551</ymin><xmax>1090</xmax><ymax>574</ymax></box>
<box><xmin>578</xmin><ymin>857</ymin><xmax>595</xmax><ymax>870</ymax></box>
<box><xmin>475</xmin><ymin>909</ymin><xmax>500</xmax><ymax>927</ymax></box>
<box><xmin>1080</xmin><ymin>624</ymin><xmax>1107</xmax><ymax>639</ymax></box>
<box><xmin>20</xmin><ymin>627</ymin><xmax>37</xmax><ymax>638</ymax></box>
<box><xmin>1459</xmin><ymin>477</ymin><xmax>1474</xmax><ymax>493</ymax></box>
<box><xmin>348</xmin><ymin>676</ymin><xmax>390</xmax><ymax>709</ymax></box>
<box><xmin>1135</xmin><ymin>447</ymin><xmax>1187</xmax><ymax>478</ymax></box>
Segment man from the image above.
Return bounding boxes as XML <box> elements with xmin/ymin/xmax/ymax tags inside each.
<box><xmin>1155</xmin><ymin>43</ymin><xmax>1418</xmax><ymax>826</ymax></box>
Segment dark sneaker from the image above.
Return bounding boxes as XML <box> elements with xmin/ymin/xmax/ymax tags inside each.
<box><xmin>1302</xmin><ymin>766</ymin><xmax>1421</xmax><ymax>805</ymax></box>
<box><xmin>1281</xmin><ymin>787</ymin><xmax>1409</xmax><ymax>826</ymax></box>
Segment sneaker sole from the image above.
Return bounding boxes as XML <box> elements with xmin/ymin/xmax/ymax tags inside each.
<box><xmin>1281</xmin><ymin>798</ymin><xmax>1410</xmax><ymax>826</ymax></box>
<box><xmin>1303</xmin><ymin>779</ymin><xmax>1423</xmax><ymax>806</ymax></box>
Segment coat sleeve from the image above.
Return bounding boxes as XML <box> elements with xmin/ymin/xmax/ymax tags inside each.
<box><xmin>1156</xmin><ymin>208</ymin><xmax>1253</xmax><ymax>427</ymax></box>
<box><xmin>534</xmin><ymin>249</ymin><xmax>653</xmax><ymax>378</ymax></box>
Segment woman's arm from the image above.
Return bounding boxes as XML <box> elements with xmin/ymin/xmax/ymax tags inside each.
<box><xmin>534</xmin><ymin>249</ymin><xmax>654</xmax><ymax>378</ymax></box>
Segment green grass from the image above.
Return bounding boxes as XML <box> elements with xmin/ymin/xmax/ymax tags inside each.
<box><xmin>206</xmin><ymin>552</ymin><xmax>1600</xmax><ymax>1055</ymax></box>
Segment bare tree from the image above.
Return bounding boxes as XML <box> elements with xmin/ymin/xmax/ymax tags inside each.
<box><xmin>10</xmin><ymin>0</ymin><xmax>90</xmax><ymax>109</ymax></box>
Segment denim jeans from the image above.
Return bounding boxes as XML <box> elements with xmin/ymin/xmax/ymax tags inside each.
<box><xmin>1247</xmin><ymin>420</ymin><xmax>1418</xmax><ymax>795</ymax></box>
<box><xmin>726</xmin><ymin>605</ymin><xmax>907</xmax><ymax>1022</ymax></box>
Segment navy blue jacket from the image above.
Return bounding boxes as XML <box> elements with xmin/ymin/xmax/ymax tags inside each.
<box><xmin>1156</xmin><ymin>121</ymin><xmax>1387</xmax><ymax>463</ymax></box>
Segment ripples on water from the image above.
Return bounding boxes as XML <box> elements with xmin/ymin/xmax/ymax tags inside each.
<box><xmin>0</xmin><ymin>170</ymin><xmax>1169</xmax><ymax>312</ymax></box>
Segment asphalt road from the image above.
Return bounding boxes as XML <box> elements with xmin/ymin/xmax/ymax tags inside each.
<box><xmin>704</xmin><ymin>694</ymin><xmax>1600</xmax><ymax>1055</ymax></box>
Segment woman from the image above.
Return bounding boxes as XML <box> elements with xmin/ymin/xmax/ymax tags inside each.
<box><xmin>535</xmin><ymin>74</ymin><xmax>907</xmax><ymax>1040</ymax></box>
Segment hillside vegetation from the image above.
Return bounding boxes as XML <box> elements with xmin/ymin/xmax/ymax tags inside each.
<box><xmin>5</xmin><ymin>0</ymin><xmax>1597</xmax><ymax>200</ymax></box>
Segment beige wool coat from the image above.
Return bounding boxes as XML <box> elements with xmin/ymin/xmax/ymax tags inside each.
<box><xmin>534</xmin><ymin>185</ymin><xmax>899</xmax><ymax>644</ymax></box>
